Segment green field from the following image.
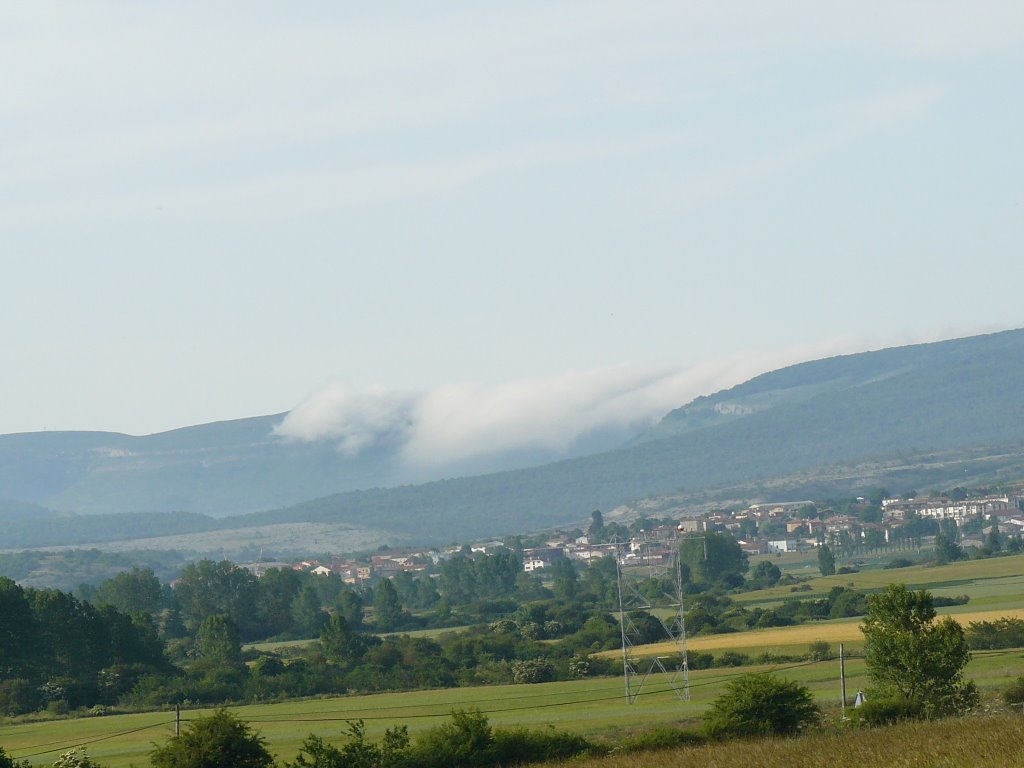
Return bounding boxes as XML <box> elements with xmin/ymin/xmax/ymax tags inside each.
<box><xmin>740</xmin><ymin>552</ymin><xmax>1024</xmax><ymax>613</ymax></box>
<box><xmin>6</xmin><ymin>555</ymin><xmax>1024</xmax><ymax>767</ymax></box>
<box><xmin>5</xmin><ymin>647</ymin><xmax>1024</xmax><ymax>768</ymax></box>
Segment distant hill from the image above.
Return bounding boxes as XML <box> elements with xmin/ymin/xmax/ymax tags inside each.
<box><xmin>229</xmin><ymin>328</ymin><xmax>1024</xmax><ymax>541</ymax></box>
<box><xmin>2</xmin><ymin>328</ymin><xmax>1024</xmax><ymax>550</ymax></box>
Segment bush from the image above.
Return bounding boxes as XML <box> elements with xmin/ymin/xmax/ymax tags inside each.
<box><xmin>409</xmin><ymin>709</ymin><xmax>493</xmax><ymax>768</ymax></box>
<box><xmin>703</xmin><ymin>673</ymin><xmax>819</xmax><ymax>739</ymax></box>
<box><xmin>884</xmin><ymin>558</ymin><xmax>914</xmax><ymax>569</ymax></box>
<box><xmin>807</xmin><ymin>641</ymin><xmax>832</xmax><ymax>661</ymax></box>
<box><xmin>0</xmin><ymin>747</ymin><xmax>31</xmax><ymax>768</ymax></box>
<box><xmin>714</xmin><ymin>651</ymin><xmax>750</xmax><ymax>667</ymax></box>
<box><xmin>150</xmin><ymin>709</ymin><xmax>274</xmax><ymax>768</ymax></box>
<box><xmin>850</xmin><ymin>696</ymin><xmax>925</xmax><ymax>725</ymax></box>
<box><xmin>1003</xmin><ymin>677</ymin><xmax>1024</xmax><ymax>706</ymax></box>
<box><xmin>616</xmin><ymin>726</ymin><xmax>705</xmax><ymax>753</ymax></box>
<box><xmin>0</xmin><ymin>679</ymin><xmax>36</xmax><ymax>716</ymax></box>
<box><xmin>510</xmin><ymin>658</ymin><xmax>555</xmax><ymax>684</ymax></box>
<box><xmin>491</xmin><ymin>728</ymin><xmax>594</xmax><ymax>764</ymax></box>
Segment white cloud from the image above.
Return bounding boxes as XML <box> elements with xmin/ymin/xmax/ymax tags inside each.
<box><xmin>273</xmin><ymin>346</ymin><xmax>871</xmax><ymax>469</ymax></box>
<box><xmin>273</xmin><ymin>386</ymin><xmax>413</xmax><ymax>456</ymax></box>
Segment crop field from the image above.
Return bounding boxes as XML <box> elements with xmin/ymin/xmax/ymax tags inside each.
<box><xmin>5</xmin><ymin>647</ymin><xmax>1024</xmax><ymax>768</ymax></box>
<box><xmin>609</xmin><ymin>608</ymin><xmax>1024</xmax><ymax>659</ymax></box>
<box><xmin>738</xmin><ymin>552</ymin><xmax>1024</xmax><ymax>612</ymax></box>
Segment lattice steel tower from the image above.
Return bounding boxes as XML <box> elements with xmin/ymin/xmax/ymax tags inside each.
<box><xmin>614</xmin><ymin>530</ymin><xmax>702</xmax><ymax>702</ymax></box>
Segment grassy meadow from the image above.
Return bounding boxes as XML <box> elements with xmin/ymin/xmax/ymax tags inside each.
<box><xmin>6</xmin><ymin>553</ymin><xmax>1024</xmax><ymax>766</ymax></box>
<box><xmin>556</xmin><ymin>713</ymin><xmax>1024</xmax><ymax>768</ymax></box>
<box><xmin>5</xmin><ymin>648</ymin><xmax>1024</xmax><ymax>767</ymax></box>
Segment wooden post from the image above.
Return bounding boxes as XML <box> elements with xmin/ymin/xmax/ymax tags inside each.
<box><xmin>175</xmin><ymin>703</ymin><xmax>180</xmax><ymax>736</ymax></box>
<box><xmin>840</xmin><ymin>643</ymin><xmax>847</xmax><ymax>718</ymax></box>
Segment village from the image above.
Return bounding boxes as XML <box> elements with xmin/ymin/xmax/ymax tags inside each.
<box><xmin>275</xmin><ymin>492</ymin><xmax>1024</xmax><ymax>583</ymax></box>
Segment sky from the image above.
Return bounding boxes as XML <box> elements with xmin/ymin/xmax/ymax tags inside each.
<box><xmin>2</xmin><ymin>2</ymin><xmax>1023</xmax><ymax>452</ymax></box>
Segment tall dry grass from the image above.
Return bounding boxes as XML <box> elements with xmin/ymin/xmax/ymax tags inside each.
<box><xmin>558</xmin><ymin>713</ymin><xmax>1024</xmax><ymax>768</ymax></box>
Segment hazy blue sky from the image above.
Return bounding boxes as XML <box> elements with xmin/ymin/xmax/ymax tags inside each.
<box><xmin>3</xmin><ymin>2</ymin><xmax>1022</xmax><ymax>444</ymax></box>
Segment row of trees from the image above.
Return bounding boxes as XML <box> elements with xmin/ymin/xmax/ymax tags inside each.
<box><xmin>0</xmin><ymin>577</ymin><xmax>171</xmax><ymax>713</ymax></box>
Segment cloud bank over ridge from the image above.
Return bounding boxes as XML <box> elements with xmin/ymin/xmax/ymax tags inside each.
<box><xmin>274</xmin><ymin>358</ymin><xmax>779</xmax><ymax>469</ymax></box>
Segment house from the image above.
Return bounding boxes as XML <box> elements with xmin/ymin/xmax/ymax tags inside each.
<box><xmin>767</xmin><ymin>539</ymin><xmax>800</xmax><ymax>553</ymax></box>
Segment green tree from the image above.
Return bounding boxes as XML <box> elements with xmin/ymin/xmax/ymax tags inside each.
<box><xmin>933</xmin><ymin>532</ymin><xmax>963</xmax><ymax>565</ymax></box>
<box><xmin>587</xmin><ymin>510</ymin><xmax>605</xmax><ymax>543</ymax></box>
<box><xmin>150</xmin><ymin>709</ymin><xmax>274</xmax><ymax>768</ymax></box>
<box><xmin>817</xmin><ymin>544</ymin><xmax>836</xmax><ymax>576</ymax></box>
<box><xmin>750</xmin><ymin>560</ymin><xmax>781</xmax><ymax>588</ymax></box>
<box><xmin>680</xmin><ymin>533</ymin><xmax>748</xmax><ymax>584</ymax></box>
<box><xmin>173</xmin><ymin>561</ymin><xmax>260</xmax><ymax>640</ymax></box>
<box><xmin>0</xmin><ymin>746</ymin><xmax>30</xmax><ymax>768</ymax></box>
<box><xmin>196</xmin><ymin>615</ymin><xmax>243</xmax><ymax>670</ymax></box>
<box><xmin>987</xmin><ymin>525</ymin><xmax>1003</xmax><ymax>552</ymax></box>
<box><xmin>254</xmin><ymin>568</ymin><xmax>303</xmax><ymax>637</ymax></box>
<box><xmin>320</xmin><ymin>614</ymin><xmax>366</xmax><ymax>667</ymax></box>
<box><xmin>549</xmin><ymin>558</ymin><xmax>578</xmax><ymax>601</ymax></box>
<box><xmin>372</xmin><ymin>579</ymin><xmax>404</xmax><ymax>631</ymax></box>
<box><xmin>336</xmin><ymin>589</ymin><xmax>364</xmax><ymax>628</ymax></box>
<box><xmin>861</xmin><ymin>584</ymin><xmax>978</xmax><ymax>715</ymax></box>
<box><xmin>703</xmin><ymin>672</ymin><xmax>819</xmax><ymax>738</ymax></box>
<box><xmin>0</xmin><ymin>578</ymin><xmax>33</xmax><ymax>679</ymax></box>
<box><xmin>291</xmin><ymin>585</ymin><xmax>327</xmax><ymax>638</ymax></box>
<box><xmin>92</xmin><ymin>567</ymin><xmax>166</xmax><ymax>616</ymax></box>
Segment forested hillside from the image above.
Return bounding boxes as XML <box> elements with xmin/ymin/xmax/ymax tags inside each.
<box><xmin>3</xmin><ymin>329</ymin><xmax>1023</xmax><ymax>548</ymax></box>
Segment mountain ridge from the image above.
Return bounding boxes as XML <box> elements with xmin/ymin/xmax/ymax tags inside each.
<box><xmin>2</xmin><ymin>328</ymin><xmax>1023</xmax><ymax>548</ymax></box>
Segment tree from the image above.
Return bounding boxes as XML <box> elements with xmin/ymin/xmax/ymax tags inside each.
<box><xmin>0</xmin><ymin>746</ymin><xmax>30</xmax><ymax>768</ymax></box>
<box><xmin>933</xmin><ymin>532</ymin><xmax>963</xmax><ymax>565</ymax></box>
<box><xmin>372</xmin><ymin>579</ymin><xmax>404</xmax><ymax>631</ymax></box>
<box><xmin>336</xmin><ymin>589</ymin><xmax>364</xmax><ymax>628</ymax></box>
<box><xmin>817</xmin><ymin>544</ymin><xmax>836</xmax><ymax>576</ymax></box>
<box><xmin>750</xmin><ymin>560</ymin><xmax>781</xmax><ymax>588</ymax></box>
<box><xmin>861</xmin><ymin>584</ymin><xmax>978</xmax><ymax>715</ymax></box>
<box><xmin>150</xmin><ymin>709</ymin><xmax>274</xmax><ymax>768</ymax></box>
<box><xmin>703</xmin><ymin>672</ymin><xmax>819</xmax><ymax>738</ymax></box>
<box><xmin>173</xmin><ymin>561</ymin><xmax>260</xmax><ymax>639</ymax></box>
<box><xmin>320</xmin><ymin>614</ymin><xmax>366</xmax><ymax>667</ymax></box>
<box><xmin>549</xmin><ymin>558</ymin><xmax>578</xmax><ymax>601</ymax></box>
<box><xmin>92</xmin><ymin>567</ymin><xmax>166</xmax><ymax>616</ymax></box>
<box><xmin>196</xmin><ymin>615</ymin><xmax>243</xmax><ymax>671</ymax></box>
<box><xmin>291</xmin><ymin>585</ymin><xmax>327</xmax><ymax>638</ymax></box>
<box><xmin>987</xmin><ymin>524</ymin><xmax>1003</xmax><ymax>552</ymax></box>
<box><xmin>680</xmin><ymin>533</ymin><xmax>748</xmax><ymax>584</ymax></box>
<box><xmin>587</xmin><ymin>510</ymin><xmax>605</xmax><ymax>543</ymax></box>
<box><xmin>255</xmin><ymin>568</ymin><xmax>303</xmax><ymax>637</ymax></box>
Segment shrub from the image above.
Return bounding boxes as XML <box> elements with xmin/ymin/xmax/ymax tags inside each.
<box><xmin>703</xmin><ymin>673</ymin><xmax>820</xmax><ymax>739</ymax></box>
<box><xmin>616</xmin><ymin>726</ymin><xmax>705</xmax><ymax>753</ymax></box>
<box><xmin>714</xmin><ymin>651</ymin><xmax>750</xmax><ymax>667</ymax></box>
<box><xmin>491</xmin><ymin>728</ymin><xmax>594</xmax><ymax>764</ymax></box>
<box><xmin>1003</xmin><ymin>677</ymin><xmax>1024</xmax><ymax>706</ymax></box>
<box><xmin>0</xmin><ymin>747</ymin><xmax>31</xmax><ymax>768</ymax></box>
<box><xmin>409</xmin><ymin>708</ymin><xmax>493</xmax><ymax>768</ymax></box>
<box><xmin>510</xmin><ymin>658</ymin><xmax>555</xmax><ymax>684</ymax></box>
<box><xmin>687</xmin><ymin>651</ymin><xmax>714</xmax><ymax>670</ymax></box>
<box><xmin>850</xmin><ymin>696</ymin><xmax>925</xmax><ymax>725</ymax></box>
<box><xmin>884</xmin><ymin>558</ymin><xmax>914</xmax><ymax>569</ymax></box>
<box><xmin>52</xmin><ymin>749</ymin><xmax>104</xmax><ymax>768</ymax></box>
<box><xmin>0</xmin><ymin>679</ymin><xmax>36</xmax><ymax>716</ymax></box>
<box><xmin>150</xmin><ymin>709</ymin><xmax>274</xmax><ymax>768</ymax></box>
<box><xmin>807</xmin><ymin>641</ymin><xmax>832</xmax><ymax>661</ymax></box>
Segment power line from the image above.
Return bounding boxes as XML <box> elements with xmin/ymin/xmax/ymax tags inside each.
<box><xmin>12</xmin><ymin>719</ymin><xmax>175</xmax><ymax>759</ymax></box>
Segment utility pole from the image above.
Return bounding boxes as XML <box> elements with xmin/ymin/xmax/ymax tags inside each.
<box><xmin>839</xmin><ymin>643</ymin><xmax>847</xmax><ymax>719</ymax></box>
<box><xmin>175</xmin><ymin>703</ymin><xmax>181</xmax><ymax>736</ymax></box>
